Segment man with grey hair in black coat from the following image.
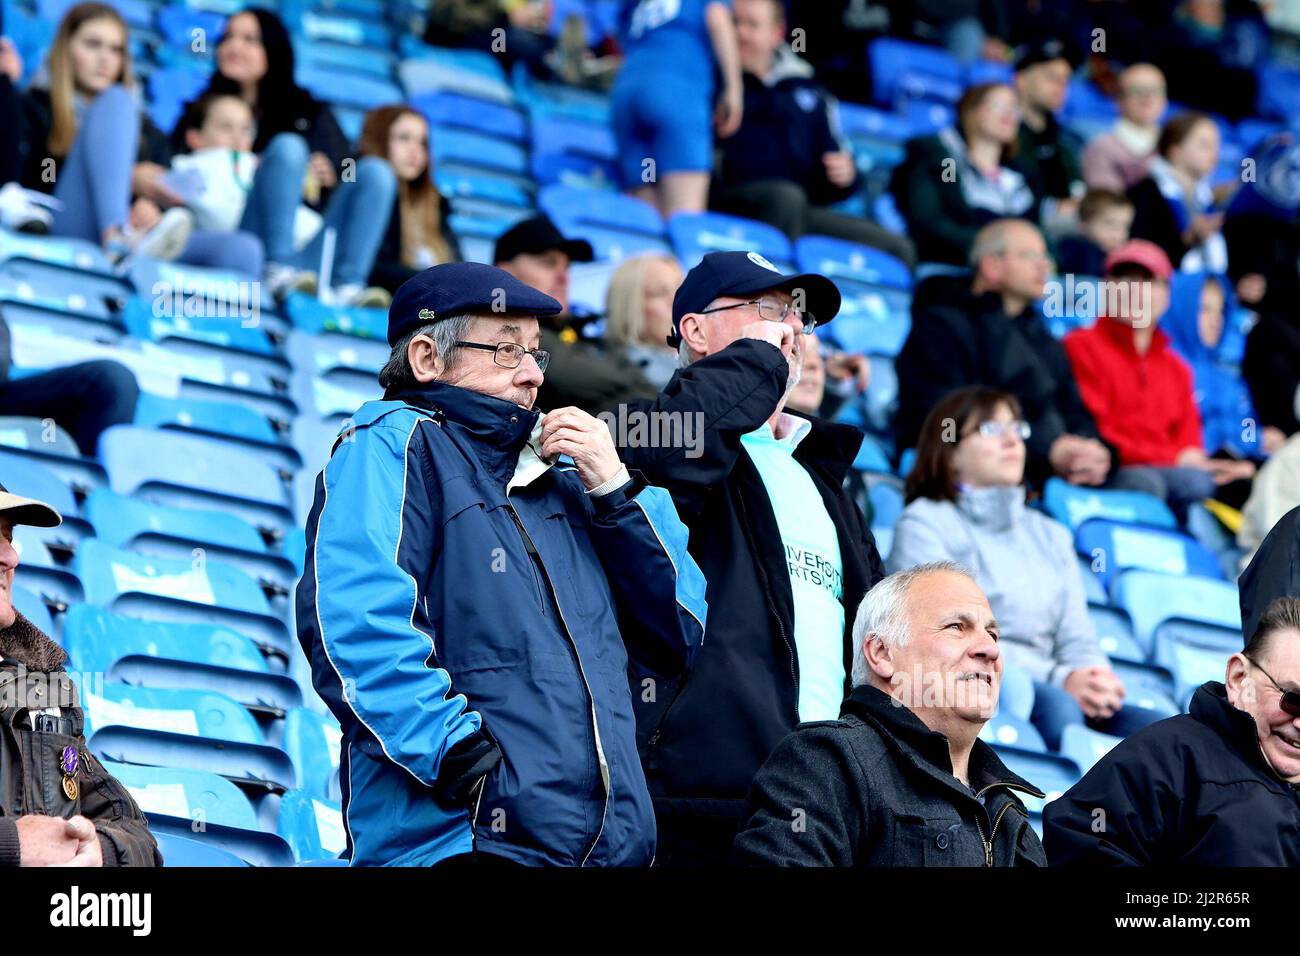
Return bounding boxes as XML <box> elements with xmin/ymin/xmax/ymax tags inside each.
<box><xmin>733</xmin><ymin>561</ymin><xmax>1047</xmax><ymax>866</ymax></box>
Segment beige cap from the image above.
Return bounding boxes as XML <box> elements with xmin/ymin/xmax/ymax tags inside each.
<box><xmin>0</xmin><ymin>483</ymin><xmax>61</xmax><ymax>528</ymax></box>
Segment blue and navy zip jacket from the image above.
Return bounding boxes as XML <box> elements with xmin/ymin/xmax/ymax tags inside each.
<box><xmin>295</xmin><ymin>380</ymin><xmax>707</xmax><ymax>866</ymax></box>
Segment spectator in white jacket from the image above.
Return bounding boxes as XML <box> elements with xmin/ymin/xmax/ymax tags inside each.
<box><xmin>889</xmin><ymin>386</ymin><xmax>1168</xmax><ymax>749</ymax></box>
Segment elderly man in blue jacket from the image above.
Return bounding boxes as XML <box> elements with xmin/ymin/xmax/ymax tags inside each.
<box><xmin>295</xmin><ymin>262</ymin><xmax>707</xmax><ymax>867</ymax></box>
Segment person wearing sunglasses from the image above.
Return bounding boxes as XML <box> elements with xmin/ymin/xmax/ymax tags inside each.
<box><xmin>296</xmin><ymin>261</ymin><xmax>707</xmax><ymax>867</ymax></box>
<box><xmin>616</xmin><ymin>250</ymin><xmax>888</xmax><ymax>866</ymax></box>
<box><xmin>891</xmin><ymin>386</ymin><xmax>1163</xmax><ymax>753</ymax></box>
<box><xmin>1045</xmin><ymin>594</ymin><xmax>1300</xmax><ymax>866</ymax></box>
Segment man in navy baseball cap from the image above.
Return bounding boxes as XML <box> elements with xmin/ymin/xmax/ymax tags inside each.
<box><xmin>616</xmin><ymin>249</ymin><xmax>886</xmax><ymax>866</ymax></box>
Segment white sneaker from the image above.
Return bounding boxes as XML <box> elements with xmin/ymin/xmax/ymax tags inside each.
<box><xmin>120</xmin><ymin>207</ymin><xmax>193</xmax><ymax>264</ymax></box>
<box><xmin>0</xmin><ymin>183</ymin><xmax>60</xmax><ymax>234</ymax></box>
<box><xmin>321</xmin><ymin>283</ymin><xmax>391</xmax><ymax>309</ymax></box>
<box><xmin>264</xmin><ymin>263</ymin><xmax>318</xmax><ymax>300</ymax></box>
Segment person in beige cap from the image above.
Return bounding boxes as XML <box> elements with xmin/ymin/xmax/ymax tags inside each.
<box><xmin>0</xmin><ymin>484</ymin><xmax>160</xmax><ymax>866</ymax></box>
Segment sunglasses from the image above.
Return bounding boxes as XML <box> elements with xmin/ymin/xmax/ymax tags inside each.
<box><xmin>1246</xmin><ymin>655</ymin><xmax>1300</xmax><ymax>717</ymax></box>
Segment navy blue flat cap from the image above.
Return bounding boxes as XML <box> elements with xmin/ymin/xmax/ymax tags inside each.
<box><xmin>388</xmin><ymin>262</ymin><xmax>563</xmax><ymax>346</ymax></box>
<box><xmin>669</xmin><ymin>251</ymin><xmax>841</xmax><ymax>346</ymax></box>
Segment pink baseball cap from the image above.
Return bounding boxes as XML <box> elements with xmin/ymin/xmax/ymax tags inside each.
<box><xmin>1103</xmin><ymin>239</ymin><xmax>1173</xmax><ymax>281</ymax></box>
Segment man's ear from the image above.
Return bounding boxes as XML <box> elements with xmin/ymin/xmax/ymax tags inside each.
<box><xmin>679</xmin><ymin>313</ymin><xmax>708</xmax><ymax>358</ymax></box>
<box><xmin>408</xmin><ymin>334</ymin><xmax>441</xmax><ymax>383</ymax></box>
<box><xmin>864</xmin><ymin>632</ymin><xmax>895</xmax><ymax>682</ymax></box>
<box><xmin>1225</xmin><ymin>652</ymin><xmax>1251</xmax><ymax>708</ymax></box>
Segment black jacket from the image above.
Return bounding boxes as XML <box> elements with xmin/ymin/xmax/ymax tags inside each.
<box><xmin>1043</xmin><ymin>682</ymin><xmax>1300</xmax><ymax>866</ymax></box>
<box><xmin>368</xmin><ymin>192</ymin><xmax>463</xmax><ymax>295</ymax></box>
<box><xmin>715</xmin><ymin>56</ymin><xmax>857</xmax><ymax>208</ymax></box>
<box><xmin>619</xmin><ymin>339</ymin><xmax>886</xmax><ymax>858</ymax></box>
<box><xmin>734</xmin><ymin>683</ymin><xmax>1047</xmax><ymax>866</ymax></box>
<box><xmin>1239</xmin><ymin>504</ymin><xmax>1300</xmax><ymax>651</ymax></box>
<box><xmin>0</xmin><ymin>613</ymin><xmax>161</xmax><ymax>866</ymax></box>
<box><xmin>894</xmin><ymin>274</ymin><xmax>1103</xmax><ymax>483</ymax></box>
<box><xmin>1127</xmin><ymin>176</ymin><xmax>1194</xmax><ymax>271</ymax></box>
<box><xmin>1242</xmin><ymin>309</ymin><xmax>1300</xmax><ymax>437</ymax></box>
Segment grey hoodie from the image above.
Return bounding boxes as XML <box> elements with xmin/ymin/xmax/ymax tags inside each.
<box><xmin>887</xmin><ymin>486</ymin><xmax>1109</xmax><ymax>686</ymax></box>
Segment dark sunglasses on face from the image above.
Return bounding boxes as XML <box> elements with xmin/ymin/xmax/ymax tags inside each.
<box><xmin>1246</xmin><ymin>655</ymin><xmax>1300</xmax><ymax>717</ymax></box>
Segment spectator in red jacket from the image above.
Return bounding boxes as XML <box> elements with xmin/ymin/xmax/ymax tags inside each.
<box><xmin>1063</xmin><ymin>239</ymin><xmax>1222</xmax><ymax>517</ymax></box>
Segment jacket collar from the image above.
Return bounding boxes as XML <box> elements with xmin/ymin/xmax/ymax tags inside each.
<box><xmin>0</xmin><ymin>612</ymin><xmax>65</xmax><ymax>672</ymax></box>
<box><xmin>1190</xmin><ymin>681</ymin><xmax>1299</xmax><ymax>786</ymax></box>
<box><xmin>1094</xmin><ymin>314</ymin><xmax>1171</xmax><ymax>357</ymax></box>
<box><xmin>386</xmin><ymin>381</ymin><xmax>539</xmax><ymax>452</ymax></box>
<box><xmin>841</xmin><ymin>684</ymin><xmax>1044</xmax><ymax>798</ymax></box>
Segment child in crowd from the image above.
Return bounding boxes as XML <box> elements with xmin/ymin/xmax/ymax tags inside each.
<box><xmin>1055</xmin><ymin>189</ymin><xmax>1134</xmax><ymax>277</ymax></box>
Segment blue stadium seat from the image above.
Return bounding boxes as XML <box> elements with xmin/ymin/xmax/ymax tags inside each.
<box><xmin>296</xmin><ymin>63</ymin><xmax>404</xmax><ymax>111</ymax></box>
<box><xmin>532</xmin><ymin>115</ymin><xmax>618</xmax><ymax>170</ymax></box>
<box><xmin>436</xmin><ymin>168</ymin><xmax>534</xmax><ymax>211</ymax></box>
<box><xmin>980</xmin><ymin>712</ymin><xmax>1047</xmax><ymax>752</ymax></box>
<box><xmin>867</xmin><ymin>480</ymin><xmax>904</xmax><ymax>529</ymax></box>
<box><xmin>12</xmin><ymin>585</ymin><xmax>53</xmax><ymax>636</ymax></box>
<box><xmin>295</xmin><ymin>8</ymin><xmax>393</xmax><ymax>47</ymax></box>
<box><xmin>0</xmin><ymin>258</ymin><xmax>133</xmax><ymax>325</ymax></box>
<box><xmin>794</xmin><ymin>235</ymin><xmax>912</xmax><ymax>291</ymax></box>
<box><xmin>122</xmin><ymin>294</ymin><xmax>277</xmax><ymax>359</ymax></box>
<box><xmin>0</xmin><ymin>448</ymin><xmax>79</xmax><ymax>517</ymax></box>
<box><xmin>0</xmin><ymin>415</ymin><xmax>83</xmax><ymax>461</ymax></box>
<box><xmin>1077</xmin><ymin>554</ymin><xmax>1107</xmax><ymax>604</ymax></box>
<box><xmin>1152</xmin><ymin>620</ymin><xmax>1238</xmax><ymax>702</ymax></box>
<box><xmin>73</xmin><ymin>538</ymin><xmax>291</xmax><ymax>654</ymax></box>
<box><xmin>148</xmin><ymin>817</ymin><xmax>293</xmax><ymax>867</ymax></box>
<box><xmin>1042</xmin><ymin>477</ymin><xmax>1177</xmax><ymax>532</ymax></box>
<box><xmin>144</xmin><ymin>63</ymin><xmax>212</xmax><ymax>134</ymax></box>
<box><xmin>1109</xmin><ymin>657</ymin><xmax>1181</xmax><ymax>717</ymax></box>
<box><xmin>868</xmin><ymin>38</ymin><xmax>963</xmax><ymax>109</ymax></box>
<box><xmin>154</xmin><ymin>831</ymin><xmax>248</xmax><ymax>867</ymax></box>
<box><xmin>667</xmin><ymin>212</ymin><xmax>794</xmax><ymax>271</ymax></box>
<box><xmin>965</xmin><ymin>58</ymin><xmax>1015</xmax><ymax>86</ymax></box>
<box><xmin>1087</xmin><ymin>603</ymin><xmax>1145</xmax><ymax>661</ymax></box>
<box><xmin>283</xmin><ymin>707</ymin><xmax>343</xmax><ymax>801</ymax></box>
<box><xmin>295</xmin><ymin>37</ymin><xmax>397</xmax><ymax>80</ymax></box>
<box><xmin>106</xmin><ymin>761</ymin><xmax>259</xmax><ymax>832</ymax></box>
<box><xmin>827</xmin><ymin>289</ymin><xmax>911</xmax><ymax>357</ymax></box>
<box><xmin>989</xmin><ymin>745</ymin><xmax>1081</xmax><ymax>813</ymax></box>
<box><xmin>531</xmin><ymin>152</ymin><xmax>619</xmax><ymax>190</ymax></box>
<box><xmin>1075</xmin><ymin>519</ymin><xmax>1224</xmax><ymax>593</ymax></box>
<box><xmin>998</xmin><ymin>663</ymin><xmax>1035</xmax><ymax>722</ymax></box>
<box><xmin>135</xmin><ymin>390</ymin><xmax>283</xmax><ymax>447</ymax></box>
<box><xmin>853</xmin><ymin>436</ymin><xmax>892</xmax><ymax>474</ymax></box>
<box><xmin>431</xmin><ymin>127</ymin><xmax>529</xmax><ymax>177</ymax></box>
<box><xmin>100</xmin><ymin>426</ymin><xmax>295</xmax><ymax>533</ymax></box>
<box><xmin>11</xmin><ymin>524</ymin><xmax>82</xmax><ymax>605</ymax></box>
<box><xmin>277</xmin><ymin>789</ymin><xmax>347</xmax><ymax>863</ymax></box>
<box><xmin>83</xmin><ymin>683</ymin><xmax>263</xmax><ymax>743</ymax></box>
<box><xmin>1113</xmin><ymin>570</ymin><xmax>1241</xmax><ymax>657</ymax></box>
<box><xmin>0</xmin><ymin>228</ymin><xmax>112</xmax><ymax>275</ymax></box>
<box><xmin>415</xmin><ymin>91</ymin><xmax>527</xmax><ymax>142</ymax></box>
<box><xmin>539</xmin><ymin>184</ymin><xmax>664</xmax><ymax>238</ymax></box>
<box><xmin>1059</xmin><ymin>724</ymin><xmax>1123</xmax><ymax>774</ymax></box>
<box><xmin>63</xmin><ymin>603</ymin><xmax>268</xmax><ymax>677</ymax></box>
<box><xmin>399</xmin><ymin>51</ymin><xmax>513</xmax><ymax>104</ymax></box>
<box><xmin>862</xmin><ymin>355</ymin><xmax>898</xmax><ymax>435</ymax></box>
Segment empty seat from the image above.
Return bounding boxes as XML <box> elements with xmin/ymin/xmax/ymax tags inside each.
<box><xmin>531</xmin><ymin>115</ymin><xmax>618</xmax><ymax>169</ymax></box>
<box><xmin>1087</xmin><ymin>603</ymin><xmax>1145</xmax><ymax>661</ymax></box>
<box><xmin>11</xmin><ymin>524</ymin><xmax>82</xmax><ymax>604</ymax></box>
<box><xmin>667</xmin><ymin>212</ymin><xmax>794</xmax><ymax>271</ymax></box>
<box><xmin>794</xmin><ymin>235</ymin><xmax>912</xmax><ymax>291</ymax></box>
<box><xmin>1109</xmin><ymin>657</ymin><xmax>1181</xmax><ymax>717</ymax></box>
<box><xmin>147</xmin><ymin>817</ymin><xmax>293</xmax><ymax>867</ymax></box>
<box><xmin>866</xmin><ymin>480</ymin><xmax>904</xmax><ymax>529</ymax></box>
<box><xmin>1113</xmin><ymin>570</ymin><xmax>1241</xmax><ymax>656</ymax></box>
<box><xmin>0</xmin><ymin>258</ymin><xmax>132</xmax><ymax>324</ymax></box>
<box><xmin>1042</xmin><ymin>478</ymin><xmax>1176</xmax><ymax>532</ymax></box>
<box><xmin>0</xmin><ymin>227</ymin><xmax>111</xmax><ymax>275</ymax></box>
<box><xmin>106</xmin><ymin>761</ymin><xmax>259</xmax><ymax>832</ymax></box>
<box><xmin>431</xmin><ymin>128</ymin><xmax>529</xmax><ymax>177</ymax></box>
<box><xmin>277</xmin><ymin>789</ymin><xmax>347</xmax><ymax>863</ymax></box>
<box><xmin>998</xmin><ymin>662</ymin><xmax>1035</xmax><ymax>722</ymax></box>
<box><xmin>63</xmin><ymin>603</ymin><xmax>268</xmax><ymax>676</ymax></box>
<box><xmin>1152</xmin><ymin>620</ymin><xmax>1239</xmax><ymax>701</ymax></box>
<box><xmin>1075</xmin><ymin>519</ymin><xmax>1223</xmax><ymax>593</ymax></box>
<box><xmin>868</xmin><ymin>37</ymin><xmax>963</xmax><ymax>108</ymax></box>
<box><xmin>297</xmin><ymin>63</ymin><xmax>403</xmax><ymax>111</ymax></box>
<box><xmin>539</xmin><ymin>184</ymin><xmax>664</xmax><ymax>238</ymax></box>
<box><xmin>0</xmin><ymin>448</ymin><xmax>78</xmax><ymax>516</ymax></box>
<box><xmin>414</xmin><ymin>91</ymin><xmax>527</xmax><ymax>141</ymax></box>
<box><xmin>154</xmin><ymin>831</ymin><xmax>248</xmax><ymax>867</ymax></box>
<box><xmin>12</xmin><ymin>585</ymin><xmax>53</xmax><ymax>636</ymax></box>
<box><xmin>1059</xmin><ymin>724</ymin><xmax>1123</xmax><ymax>774</ymax></box>
<box><xmin>284</xmin><ymin>292</ymin><xmax>389</xmax><ymax>341</ymax></box>
<box><xmin>0</xmin><ymin>416</ymin><xmax>83</xmax><ymax>459</ymax></box>
<box><xmin>122</xmin><ymin>294</ymin><xmax>278</xmax><ymax>360</ymax></box>
<box><xmin>979</xmin><ymin>713</ymin><xmax>1047</xmax><ymax>752</ymax></box>
<box><xmin>283</xmin><ymin>707</ymin><xmax>343</xmax><ymax>802</ymax></box>
<box><xmin>100</xmin><ymin>426</ymin><xmax>295</xmax><ymax>533</ymax></box>
<box><xmin>827</xmin><ymin>290</ymin><xmax>911</xmax><ymax>357</ymax></box>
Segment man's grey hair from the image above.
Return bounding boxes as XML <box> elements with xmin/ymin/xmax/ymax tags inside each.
<box><xmin>850</xmin><ymin>561</ymin><xmax>974</xmax><ymax>687</ymax></box>
<box><xmin>377</xmin><ymin>314</ymin><xmax>474</xmax><ymax>391</ymax></box>
<box><xmin>968</xmin><ymin>218</ymin><xmax>1039</xmax><ymax>269</ymax></box>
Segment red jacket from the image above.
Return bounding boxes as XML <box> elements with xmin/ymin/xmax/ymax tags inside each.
<box><xmin>1063</xmin><ymin>316</ymin><xmax>1204</xmax><ymax>467</ymax></box>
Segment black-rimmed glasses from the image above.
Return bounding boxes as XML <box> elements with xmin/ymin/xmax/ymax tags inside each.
<box><xmin>1246</xmin><ymin>654</ymin><xmax>1300</xmax><ymax>717</ymax></box>
<box><xmin>455</xmin><ymin>341</ymin><xmax>550</xmax><ymax>373</ymax></box>
<box><xmin>699</xmin><ymin>297</ymin><xmax>815</xmax><ymax>335</ymax></box>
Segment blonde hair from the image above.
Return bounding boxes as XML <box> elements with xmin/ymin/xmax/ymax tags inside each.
<box><xmin>604</xmin><ymin>253</ymin><xmax>681</xmax><ymax>346</ymax></box>
<box><xmin>46</xmin><ymin>3</ymin><xmax>133</xmax><ymax>158</ymax></box>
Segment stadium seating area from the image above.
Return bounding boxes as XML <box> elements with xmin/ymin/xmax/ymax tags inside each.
<box><xmin>0</xmin><ymin>0</ymin><xmax>1286</xmax><ymax>863</ymax></box>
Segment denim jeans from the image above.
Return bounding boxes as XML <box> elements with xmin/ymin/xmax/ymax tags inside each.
<box><xmin>51</xmin><ymin>85</ymin><xmax>136</xmax><ymax>242</ymax></box>
<box><xmin>288</xmin><ymin>156</ymin><xmax>397</xmax><ymax>287</ymax></box>
<box><xmin>0</xmin><ymin>359</ymin><xmax>139</xmax><ymax>455</ymax></box>
<box><xmin>1031</xmin><ymin>680</ymin><xmax>1168</xmax><ymax>752</ymax></box>
<box><xmin>1109</xmin><ymin>465</ymin><xmax>1217</xmax><ymax>522</ymax></box>
<box><xmin>240</xmin><ymin>132</ymin><xmax>311</xmax><ymax>264</ymax></box>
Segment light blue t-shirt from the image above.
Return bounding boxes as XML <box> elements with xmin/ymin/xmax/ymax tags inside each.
<box><xmin>740</xmin><ymin>416</ymin><xmax>846</xmax><ymax>723</ymax></box>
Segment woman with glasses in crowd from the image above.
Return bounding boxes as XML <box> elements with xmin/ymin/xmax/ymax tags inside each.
<box><xmin>889</xmin><ymin>386</ymin><xmax>1166</xmax><ymax>749</ymax></box>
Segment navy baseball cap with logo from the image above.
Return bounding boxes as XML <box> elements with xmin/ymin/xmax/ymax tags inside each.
<box><xmin>669</xmin><ymin>251</ymin><xmax>842</xmax><ymax>347</ymax></box>
<box><xmin>387</xmin><ymin>261</ymin><xmax>563</xmax><ymax>346</ymax></box>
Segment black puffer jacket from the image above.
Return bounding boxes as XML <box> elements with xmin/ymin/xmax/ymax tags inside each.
<box><xmin>0</xmin><ymin>612</ymin><xmax>161</xmax><ymax>866</ymax></box>
<box><xmin>734</xmin><ymin>683</ymin><xmax>1047</xmax><ymax>866</ymax></box>
<box><xmin>619</xmin><ymin>339</ymin><xmax>886</xmax><ymax>863</ymax></box>
<box><xmin>1043</xmin><ymin>682</ymin><xmax>1300</xmax><ymax>866</ymax></box>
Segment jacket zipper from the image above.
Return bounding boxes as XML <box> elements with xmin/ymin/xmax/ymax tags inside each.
<box><xmin>971</xmin><ymin>780</ymin><xmax>1040</xmax><ymax>866</ymax></box>
<box><xmin>736</xmin><ymin>490</ymin><xmax>799</xmax><ymax>717</ymax></box>
<box><xmin>506</xmin><ymin>504</ymin><xmax>547</xmax><ymax>612</ymax></box>
<box><xmin>506</xmin><ymin>493</ymin><xmax>610</xmax><ymax>866</ymax></box>
<box><xmin>646</xmin><ymin>670</ymin><xmax>691</xmax><ymax>750</ymax></box>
